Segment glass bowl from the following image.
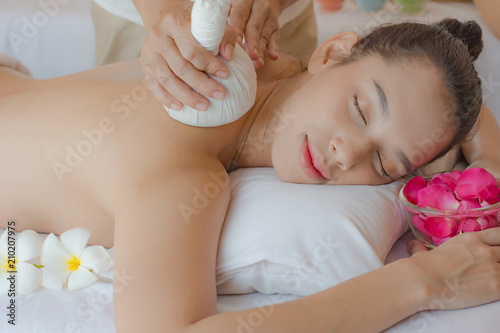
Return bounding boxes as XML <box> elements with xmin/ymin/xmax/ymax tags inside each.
<box><xmin>399</xmin><ymin>174</ymin><xmax>500</xmax><ymax>249</ymax></box>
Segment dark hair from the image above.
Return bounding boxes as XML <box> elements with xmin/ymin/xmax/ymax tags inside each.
<box><xmin>335</xmin><ymin>18</ymin><xmax>484</xmax><ymax>165</ymax></box>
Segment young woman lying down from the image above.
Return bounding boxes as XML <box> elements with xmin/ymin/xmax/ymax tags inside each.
<box><xmin>1</xmin><ymin>18</ymin><xmax>500</xmax><ymax>333</ymax></box>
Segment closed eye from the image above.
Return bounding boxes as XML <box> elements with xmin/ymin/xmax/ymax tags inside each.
<box><xmin>353</xmin><ymin>94</ymin><xmax>391</xmax><ymax>180</ymax></box>
<box><xmin>377</xmin><ymin>151</ymin><xmax>390</xmax><ymax>179</ymax></box>
<box><xmin>353</xmin><ymin>94</ymin><xmax>367</xmax><ymax>125</ymax></box>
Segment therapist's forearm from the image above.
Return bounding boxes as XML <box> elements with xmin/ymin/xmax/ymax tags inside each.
<box><xmin>132</xmin><ymin>0</ymin><xmax>183</xmax><ymax>31</ymax></box>
<box><xmin>133</xmin><ymin>0</ymin><xmax>302</xmax><ymax>30</ymax></box>
<box><xmin>473</xmin><ymin>0</ymin><xmax>500</xmax><ymax>39</ymax></box>
<box><xmin>461</xmin><ymin>104</ymin><xmax>500</xmax><ymax>177</ymax></box>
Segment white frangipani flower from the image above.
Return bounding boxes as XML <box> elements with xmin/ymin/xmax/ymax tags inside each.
<box><xmin>41</xmin><ymin>228</ymin><xmax>111</xmax><ymax>290</ymax></box>
<box><xmin>0</xmin><ymin>229</ymin><xmax>42</xmax><ymax>294</ymax></box>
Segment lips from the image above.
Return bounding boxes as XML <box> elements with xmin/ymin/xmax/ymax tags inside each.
<box><xmin>299</xmin><ymin>135</ymin><xmax>329</xmax><ymax>181</ymax></box>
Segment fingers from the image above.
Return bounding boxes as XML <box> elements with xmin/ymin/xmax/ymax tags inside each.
<box><xmin>266</xmin><ymin>28</ymin><xmax>280</xmax><ymax>60</ymax></box>
<box><xmin>141</xmin><ymin>19</ymin><xmax>228</xmax><ymax>111</ymax></box>
<box><xmin>241</xmin><ymin>1</ymin><xmax>281</xmax><ymax>68</ymax></box>
<box><xmin>407</xmin><ymin>240</ymin><xmax>430</xmax><ymax>256</ymax></box>
<box><xmin>477</xmin><ymin>227</ymin><xmax>500</xmax><ymax>246</ymax></box>
<box><xmin>243</xmin><ymin>3</ymin><xmax>268</xmax><ymax>67</ymax></box>
<box><xmin>229</xmin><ymin>0</ymin><xmax>252</xmax><ymax>46</ymax></box>
<box><xmin>219</xmin><ymin>24</ymin><xmax>237</xmax><ymax>62</ymax></box>
<box><xmin>143</xmin><ymin>64</ymin><xmax>183</xmax><ymax>111</ymax></box>
<box><xmin>175</xmin><ymin>32</ymin><xmax>228</xmax><ymax>80</ymax></box>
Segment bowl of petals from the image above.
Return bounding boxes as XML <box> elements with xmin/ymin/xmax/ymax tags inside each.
<box><xmin>399</xmin><ymin>168</ymin><xmax>500</xmax><ymax>249</ymax></box>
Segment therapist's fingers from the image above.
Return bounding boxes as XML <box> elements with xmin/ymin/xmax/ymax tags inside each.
<box><xmin>244</xmin><ymin>1</ymin><xmax>281</xmax><ymax>68</ymax></box>
<box><xmin>219</xmin><ymin>23</ymin><xmax>238</xmax><ymax>62</ymax></box>
<box><xmin>154</xmin><ymin>54</ymin><xmax>214</xmax><ymax>111</ymax></box>
<box><xmin>261</xmin><ymin>19</ymin><xmax>280</xmax><ymax>61</ymax></box>
<box><xmin>229</xmin><ymin>0</ymin><xmax>253</xmax><ymax>46</ymax></box>
<box><xmin>139</xmin><ymin>3</ymin><xmax>228</xmax><ymax>110</ymax></box>
<box><xmin>244</xmin><ymin>4</ymin><xmax>268</xmax><ymax>67</ymax></box>
<box><xmin>141</xmin><ymin>41</ymin><xmax>211</xmax><ymax>111</ymax></box>
<box><xmin>143</xmin><ymin>64</ymin><xmax>182</xmax><ymax>111</ymax></box>
<box><xmin>173</xmin><ymin>29</ymin><xmax>227</xmax><ymax>80</ymax></box>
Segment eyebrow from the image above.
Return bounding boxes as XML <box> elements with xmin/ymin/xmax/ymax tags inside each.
<box><xmin>372</xmin><ymin>79</ymin><xmax>389</xmax><ymax>119</ymax></box>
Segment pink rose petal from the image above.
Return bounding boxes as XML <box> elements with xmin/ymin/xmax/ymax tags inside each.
<box><xmin>457</xmin><ymin>199</ymin><xmax>481</xmax><ymax>210</ymax></box>
<box><xmin>404</xmin><ymin>176</ymin><xmax>427</xmax><ymax>204</ymax></box>
<box><xmin>430</xmin><ymin>170</ymin><xmax>461</xmax><ymax>192</ymax></box>
<box><xmin>417</xmin><ymin>185</ymin><xmax>460</xmax><ymax>210</ymax></box>
<box><xmin>412</xmin><ymin>214</ymin><xmax>431</xmax><ymax>238</ymax></box>
<box><xmin>432</xmin><ymin>236</ymin><xmax>452</xmax><ymax>246</ymax></box>
<box><xmin>425</xmin><ymin>217</ymin><xmax>458</xmax><ymax>238</ymax></box>
<box><xmin>455</xmin><ymin>168</ymin><xmax>500</xmax><ymax>203</ymax></box>
<box><xmin>477</xmin><ymin>216</ymin><xmax>499</xmax><ymax>230</ymax></box>
<box><xmin>403</xmin><ymin>169</ymin><xmax>500</xmax><ymax>247</ymax></box>
<box><xmin>457</xmin><ymin>217</ymin><xmax>481</xmax><ymax>233</ymax></box>
<box><xmin>484</xmin><ymin>208</ymin><xmax>500</xmax><ymax>219</ymax></box>
<box><xmin>479</xmin><ymin>191</ymin><xmax>500</xmax><ymax>206</ymax></box>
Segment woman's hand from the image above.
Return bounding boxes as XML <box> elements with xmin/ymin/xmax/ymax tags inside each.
<box><xmin>138</xmin><ymin>0</ymin><xmax>237</xmax><ymax>112</ymax></box>
<box><xmin>460</xmin><ymin>104</ymin><xmax>500</xmax><ymax>179</ymax></box>
<box><xmin>229</xmin><ymin>0</ymin><xmax>289</xmax><ymax>69</ymax></box>
<box><xmin>408</xmin><ymin>227</ymin><xmax>500</xmax><ymax>310</ymax></box>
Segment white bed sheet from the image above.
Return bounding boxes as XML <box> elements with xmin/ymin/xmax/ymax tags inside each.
<box><xmin>1</xmin><ymin>0</ymin><xmax>500</xmax><ymax>332</ymax></box>
<box><xmin>217</xmin><ymin>231</ymin><xmax>500</xmax><ymax>333</ymax></box>
<box><xmin>2</xmin><ymin>231</ymin><xmax>499</xmax><ymax>332</ymax></box>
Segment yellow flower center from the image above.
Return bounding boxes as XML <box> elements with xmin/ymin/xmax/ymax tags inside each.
<box><xmin>67</xmin><ymin>256</ymin><xmax>81</xmax><ymax>272</ymax></box>
<box><xmin>3</xmin><ymin>258</ymin><xmax>16</xmax><ymax>273</ymax></box>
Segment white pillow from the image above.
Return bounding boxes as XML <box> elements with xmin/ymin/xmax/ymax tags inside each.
<box><xmin>216</xmin><ymin>168</ymin><xmax>407</xmax><ymax>296</ymax></box>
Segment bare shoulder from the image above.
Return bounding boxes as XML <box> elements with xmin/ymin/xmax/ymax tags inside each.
<box><xmin>256</xmin><ymin>52</ymin><xmax>304</xmax><ymax>82</ymax></box>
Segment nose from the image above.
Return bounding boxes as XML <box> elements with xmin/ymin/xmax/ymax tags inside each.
<box><xmin>329</xmin><ymin>135</ymin><xmax>371</xmax><ymax>171</ymax></box>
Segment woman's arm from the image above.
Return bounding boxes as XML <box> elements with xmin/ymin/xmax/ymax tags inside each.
<box><xmin>113</xmin><ymin>157</ymin><xmax>232</xmax><ymax>332</ymax></box>
<box><xmin>473</xmin><ymin>0</ymin><xmax>500</xmax><ymax>39</ymax></box>
<box><xmin>461</xmin><ymin>104</ymin><xmax>500</xmax><ymax>177</ymax></box>
<box><xmin>112</xmin><ymin>158</ymin><xmax>500</xmax><ymax>332</ymax></box>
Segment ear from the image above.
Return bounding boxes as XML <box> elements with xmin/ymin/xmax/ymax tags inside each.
<box><xmin>308</xmin><ymin>32</ymin><xmax>359</xmax><ymax>74</ymax></box>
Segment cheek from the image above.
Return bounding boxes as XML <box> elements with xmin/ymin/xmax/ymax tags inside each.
<box><xmin>270</xmin><ymin>140</ymin><xmax>300</xmax><ymax>183</ymax></box>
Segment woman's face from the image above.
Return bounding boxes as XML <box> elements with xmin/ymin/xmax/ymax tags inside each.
<box><xmin>271</xmin><ymin>56</ymin><xmax>456</xmax><ymax>185</ymax></box>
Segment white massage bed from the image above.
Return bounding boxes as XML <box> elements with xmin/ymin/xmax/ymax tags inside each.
<box><xmin>1</xmin><ymin>1</ymin><xmax>500</xmax><ymax>332</ymax></box>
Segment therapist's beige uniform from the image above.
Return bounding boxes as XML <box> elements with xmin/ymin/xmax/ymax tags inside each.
<box><xmin>91</xmin><ymin>0</ymin><xmax>318</xmax><ymax>66</ymax></box>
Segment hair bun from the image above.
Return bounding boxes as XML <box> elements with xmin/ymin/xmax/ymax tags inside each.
<box><xmin>437</xmin><ymin>19</ymin><xmax>483</xmax><ymax>61</ymax></box>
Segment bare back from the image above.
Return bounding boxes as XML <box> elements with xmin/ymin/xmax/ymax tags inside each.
<box><xmin>0</xmin><ymin>59</ymin><xmax>250</xmax><ymax>247</ymax></box>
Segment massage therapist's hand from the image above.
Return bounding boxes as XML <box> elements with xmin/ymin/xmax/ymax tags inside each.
<box><xmin>229</xmin><ymin>0</ymin><xmax>290</xmax><ymax>69</ymax></box>
<box><xmin>407</xmin><ymin>227</ymin><xmax>500</xmax><ymax>310</ymax></box>
<box><xmin>134</xmin><ymin>0</ymin><xmax>237</xmax><ymax>111</ymax></box>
